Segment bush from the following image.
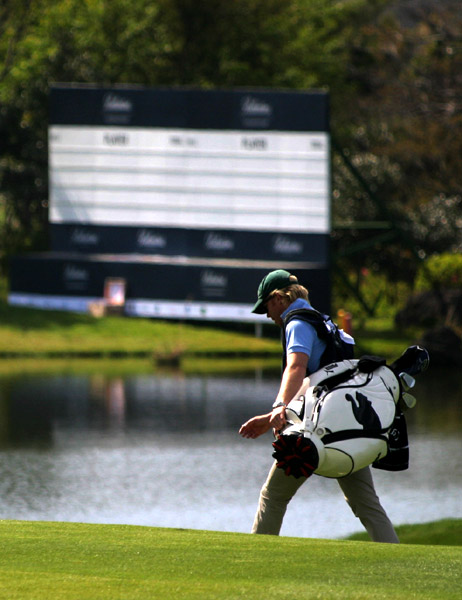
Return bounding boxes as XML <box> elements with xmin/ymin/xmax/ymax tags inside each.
<box><xmin>332</xmin><ymin>268</ymin><xmax>412</xmax><ymax>323</ymax></box>
<box><xmin>415</xmin><ymin>253</ymin><xmax>462</xmax><ymax>291</ymax></box>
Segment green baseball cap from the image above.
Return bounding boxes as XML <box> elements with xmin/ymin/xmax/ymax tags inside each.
<box><xmin>252</xmin><ymin>269</ymin><xmax>297</xmax><ymax>314</ymax></box>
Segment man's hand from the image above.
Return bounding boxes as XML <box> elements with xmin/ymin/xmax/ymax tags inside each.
<box><xmin>239</xmin><ymin>405</ymin><xmax>288</xmax><ymax>439</ymax></box>
<box><xmin>269</xmin><ymin>405</ymin><xmax>286</xmax><ymax>431</ymax></box>
<box><xmin>239</xmin><ymin>353</ymin><xmax>307</xmax><ymax>440</ymax></box>
<box><xmin>239</xmin><ymin>413</ymin><xmax>272</xmax><ymax>439</ymax></box>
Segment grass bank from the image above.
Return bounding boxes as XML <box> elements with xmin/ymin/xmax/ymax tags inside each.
<box><xmin>0</xmin><ymin>520</ymin><xmax>460</xmax><ymax>600</ymax></box>
<box><xmin>0</xmin><ymin>299</ymin><xmax>280</xmax><ymax>360</ymax></box>
<box><xmin>0</xmin><ymin>297</ymin><xmax>418</xmax><ymax>365</ymax></box>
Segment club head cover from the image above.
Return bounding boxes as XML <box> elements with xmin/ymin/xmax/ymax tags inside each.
<box><xmin>272</xmin><ymin>434</ymin><xmax>319</xmax><ymax>479</ymax></box>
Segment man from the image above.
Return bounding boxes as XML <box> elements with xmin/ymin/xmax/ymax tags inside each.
<box><xmin>239</xmin><ymin>269</ymin><xmax>399</xmax><ymax>543</ymax></box>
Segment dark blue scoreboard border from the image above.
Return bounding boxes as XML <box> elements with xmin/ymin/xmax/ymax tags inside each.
<box><xmin>49</xmin><ymin>84</ymin><xmax>329</xmax><ymax>132</ymax></box>
<box><xmin>50</xmin><ymin>223</ymin><xmax>330</xmax><ymax>263</ymax></box>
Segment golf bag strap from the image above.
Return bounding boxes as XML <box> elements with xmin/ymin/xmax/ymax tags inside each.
<box><xmin>281</xmin><ymin>307</ymin><xmax>354</xmax><ymax>374</ymax></box>
<box><xmin>314</xmin><ymin>367</ymin><xmax>358</xmax><ymax>390</ymax></box>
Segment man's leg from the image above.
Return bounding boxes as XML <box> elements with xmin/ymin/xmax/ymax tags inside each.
<box><xmin>252</xmin><ymin>461</ymin><xmax>306</xmax><ymax>535</ymax></box>
<box><xmin>338</xmin><ymin>466</ymin><xmax>399</xmax><ymax>543</ymax></box>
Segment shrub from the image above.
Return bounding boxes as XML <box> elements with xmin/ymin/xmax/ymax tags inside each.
<box><xmin>415</xmin><ymin>253</ymin><xmax>462</xmax><ymax>291</ymax></box>
<box><xmin>332</xmin><ymin>268</ymin><xmax>412</xmax><ymax>322</ymax></box>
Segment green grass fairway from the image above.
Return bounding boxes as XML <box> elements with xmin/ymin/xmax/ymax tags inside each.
<box><xmin>0</xmin><ymin>521</ymin><xmax>461</xmax><ymax>600</ymax></box>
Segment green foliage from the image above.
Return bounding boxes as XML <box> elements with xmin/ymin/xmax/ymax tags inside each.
<box><xmin>333</xmin><ymin>268</ymin><xmax>412</xmax><ymax>322</ymax></box>
<box><xmin>331</xmin><ymin>1</ymin><xmax>462</xmax><ymax>281</ymax></box>
<box><xmin>415</xmin><ymin>252</ymin><xmax>462</xmax><ymax>291</ymax></box>
<box><xmin>0</xmin><ymin>520</ymin><xmax>461</xmax><ymax>600</ymax></box>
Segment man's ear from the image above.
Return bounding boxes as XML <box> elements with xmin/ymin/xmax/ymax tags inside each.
<box><xmin>275</xmin><ymin>293</ymin><xmax>289</xmax><ymax>308</ymax></box>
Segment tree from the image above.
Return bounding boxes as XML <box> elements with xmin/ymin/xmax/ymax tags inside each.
<box><xmin>330</xmin><ymin>0</ymin><xmax>462</xmax><ymax>285</ymax></box>
<box><xmin>0</xmin><ymin>0</ymin><xmax>381</xmax><ymax>271</ymax></box>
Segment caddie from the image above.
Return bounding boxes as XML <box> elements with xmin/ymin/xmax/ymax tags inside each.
<box><xmin>239</xmin><ymin>269</ymin><xmax>399</xmax><ymax>542</ymax></box>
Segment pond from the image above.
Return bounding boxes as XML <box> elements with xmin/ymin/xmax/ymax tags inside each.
<box><xmin>0</xmin><ymin>362</ymin><xmax>460</xmax><ymax>540</ymax></box>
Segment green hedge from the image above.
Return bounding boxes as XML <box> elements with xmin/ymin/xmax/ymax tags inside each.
<box><xmin>415</xmin><ymin>253</ymin><xmax>462</xmax><ymax>290</ymax></box>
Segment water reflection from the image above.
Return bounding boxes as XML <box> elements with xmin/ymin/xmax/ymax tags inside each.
<box><xmin>0</xmin><ymin>364</ymin><xmax>460</xmax><ymax>539</ymax></box>
<box><xmin>0</xmin><ymin>371</ymin><xmax>282</xmax><ymax>446</ymax></box>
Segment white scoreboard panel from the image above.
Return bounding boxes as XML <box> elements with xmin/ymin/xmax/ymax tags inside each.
<box><xmin>49</xmin><ymin>127</ymin><xmax>329</xmax><ymax>234</ymax></box>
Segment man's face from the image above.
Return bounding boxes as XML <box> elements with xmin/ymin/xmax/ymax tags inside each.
<box><xmin>265</xmin><ymin>293</ymin><xmax>288</xmax><ymax>327</ymax></box>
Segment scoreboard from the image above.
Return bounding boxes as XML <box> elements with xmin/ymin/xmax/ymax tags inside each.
<box><xmin>9</xmin><ymin>86</ymin><xmax>331</xmax><ymax>321</ymax></box>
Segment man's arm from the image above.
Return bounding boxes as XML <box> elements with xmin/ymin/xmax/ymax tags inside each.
<box><xmin>273</xmin><ymin>351</ymin><xmax>308</xmax><ymax>407</ymax></box>
<box><xmin>239</xmin><ymin>352</ymin><xmax>308</xmax><ymax>439</ymax></box>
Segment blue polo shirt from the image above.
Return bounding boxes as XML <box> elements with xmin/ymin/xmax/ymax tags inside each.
<box><xmin>282</xmin><ymin>298</ymin><xmax>327</xmax><ymax>374</ymax></box>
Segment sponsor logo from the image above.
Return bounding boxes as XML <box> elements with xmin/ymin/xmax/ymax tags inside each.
<box><xmin>103</xmin><ymin>93</ymin><xmax>133</xmax><ymax>113</ymax></box>
<box><xmin>204</xmin><ymin>233</ymin><xmax>234</xmax><ymax>252</ymax></box>
<box><xmin>137</xmin><ymin>229</ymin><xmax>167</xmax><ymax>249</ymax></box>
<box><xmin>201</xmin><ymin>270</ymin><xmax>227</xmax><ymax>288</ymax></box>
<box><xmin>201</xmin><ymin>270</ymin><xmax>228</xmax><ymax>297</ymax></box>
<box><xmin>71</xmin><ymin>228</ymin><xmax>99</xmax><ymax>246</ymax></box>
<box><xmin>241</xmin><ymin>96</ymin><xmax>272</xmax><ymax>117</ymax></box>
<box><xmin>64</xmin><ymin>264</ymin><xmax>89</xmax><ymax>281</ymax></box>
<box><xmin>273</xmin><ymin>235</ymin><xmax>303</xmax><ymax>255</ymax></box>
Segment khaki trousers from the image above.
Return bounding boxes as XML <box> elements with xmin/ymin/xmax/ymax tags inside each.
<box><xmin>251</xmin><ymin>462</ymin><xmax>399</xmax><ymax>543</ymax></box>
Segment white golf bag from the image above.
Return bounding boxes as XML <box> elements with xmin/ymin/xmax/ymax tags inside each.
<box><xmin>272</xmin><ymin>347</ymin><xmax>429</xmax><ymax>479</ymax></box>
